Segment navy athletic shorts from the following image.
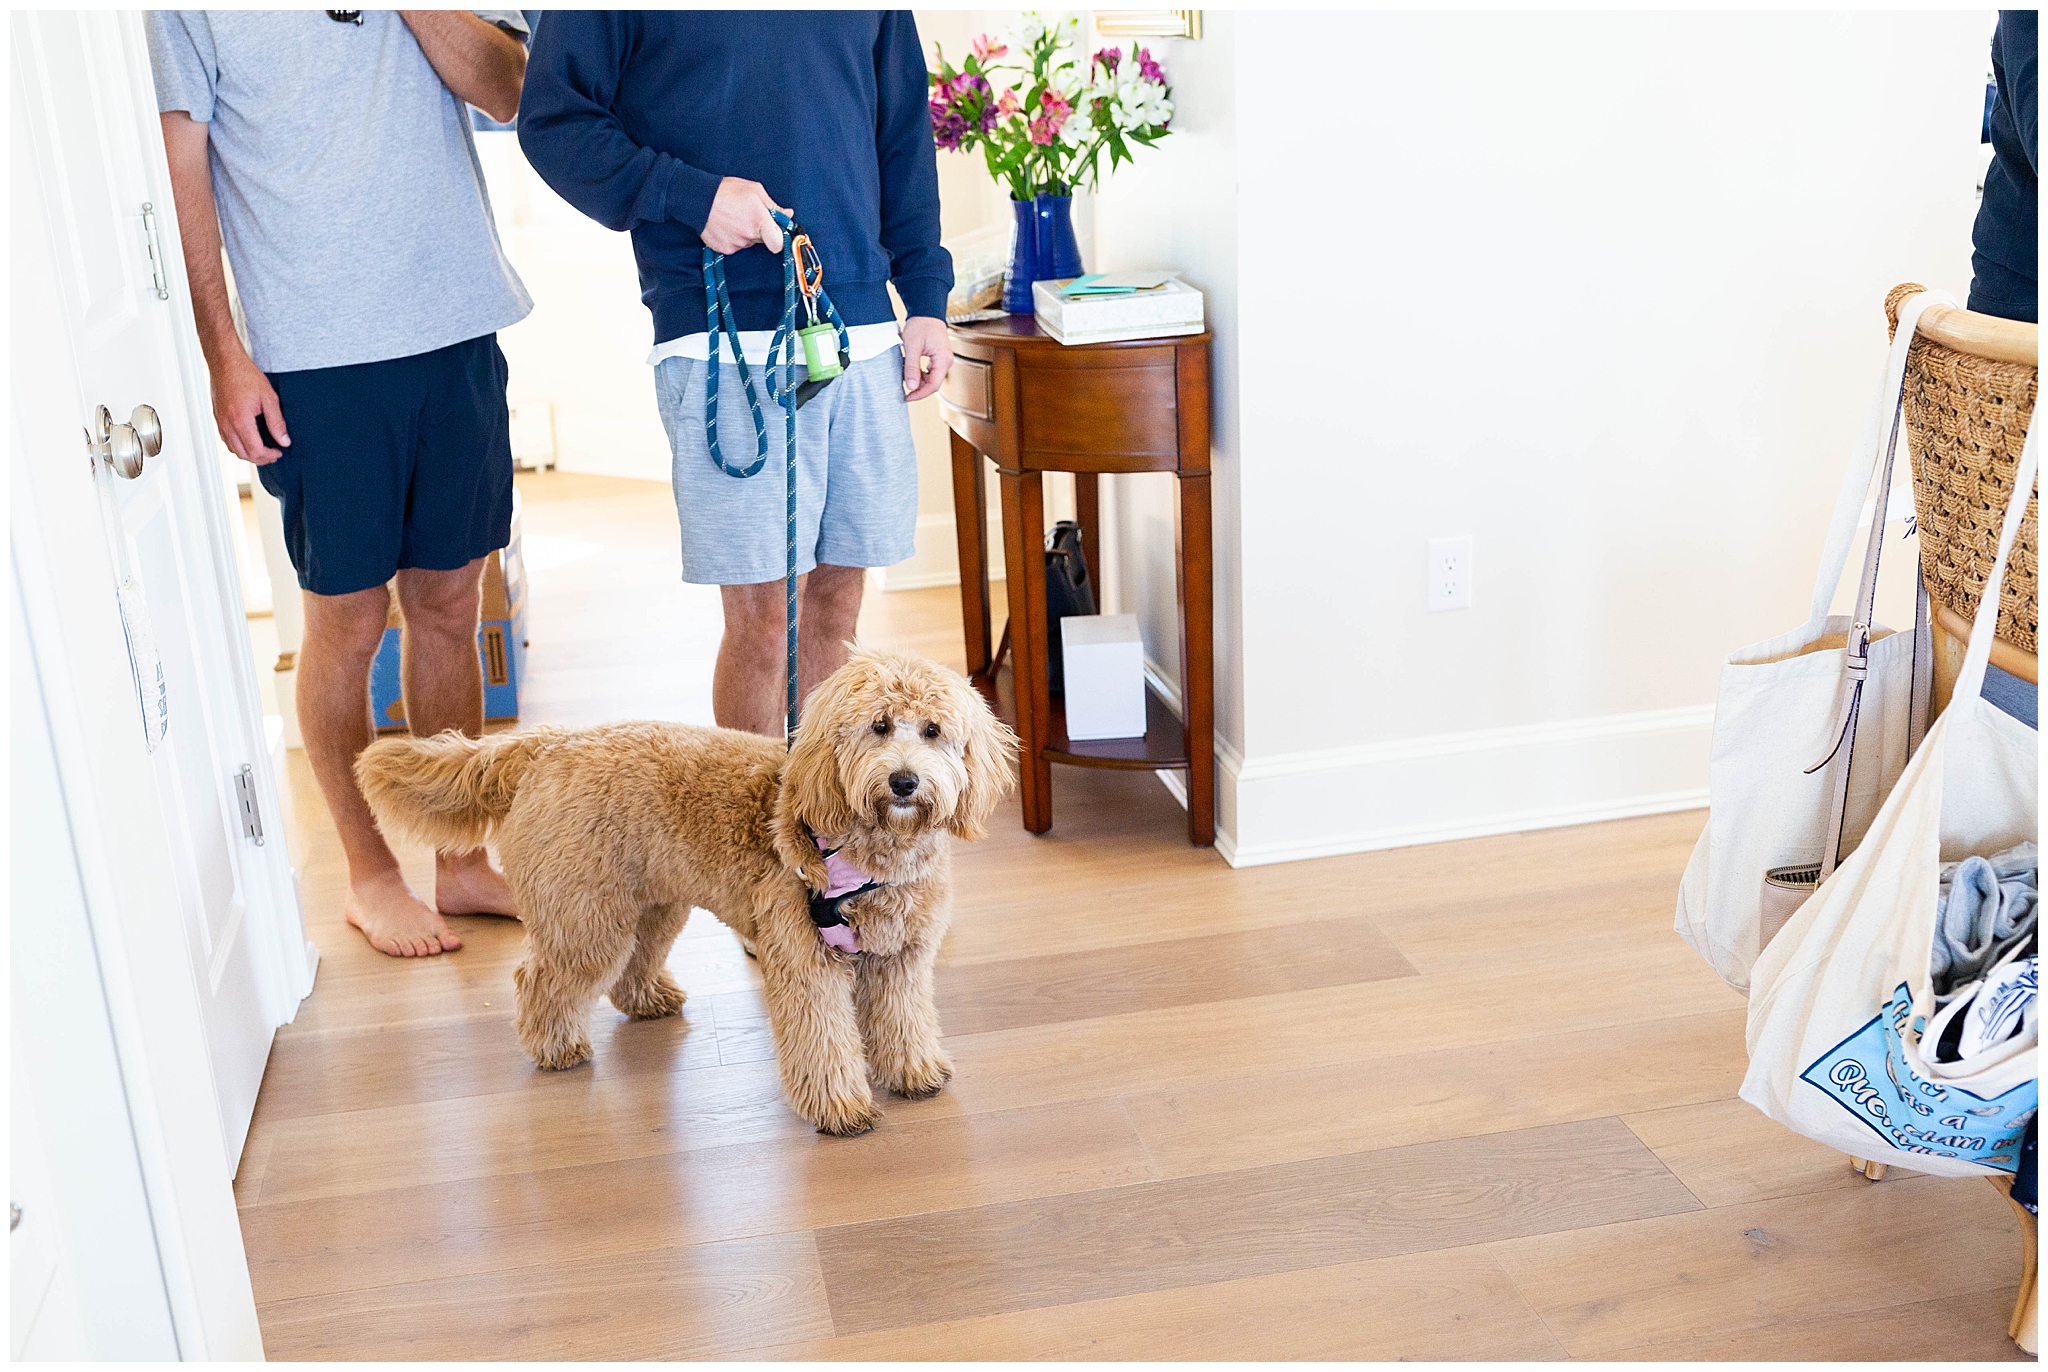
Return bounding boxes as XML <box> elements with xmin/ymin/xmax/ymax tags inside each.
<box><xmin>257</xmin><ymin>333</ymin><xmax>515</xmax><ymax>597</ymax></box>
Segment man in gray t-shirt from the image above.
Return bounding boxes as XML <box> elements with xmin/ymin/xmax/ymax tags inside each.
<box><xmin>149</xmin><ymin>10</ymin><xmax>532</xmax><ymax>960</ymax></box>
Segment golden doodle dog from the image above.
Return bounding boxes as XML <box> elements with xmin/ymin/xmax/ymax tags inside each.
<box><xmin>355</xmin><ymin>648</ymin><xmax>1016</xmax><ymax>1136</ymax></box>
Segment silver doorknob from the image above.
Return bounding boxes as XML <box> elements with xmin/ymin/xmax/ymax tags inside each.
<box><xmin>129</xmin><ymin>404</ymin><xmax>162</xmax><ymax>459</ymax></box>
<box><xmin>105</xmin><ymin>423</ymin><xmax>145</xmax><ymax>479</ymax></box>
<box><xmin>85</xmin><ymin>403</ymin><xmax>149</xmax><ymax>479</ymax></box>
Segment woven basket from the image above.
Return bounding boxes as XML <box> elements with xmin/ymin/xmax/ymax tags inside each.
<box><xmin>1885</xmin><ymin>283</ymin><xmax>2038</xmax><ymax>655</ymax></box>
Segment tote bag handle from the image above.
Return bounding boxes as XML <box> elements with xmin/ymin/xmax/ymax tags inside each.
<box><xmin>1805</xmin><ymin>290</ymin><xmax>1956</xmax><ymax>625</ymax></box>
<box><xmin>1805</xmin><ymin>292</ymin><xmax>1949</xmax><ymax>877</ymax></box>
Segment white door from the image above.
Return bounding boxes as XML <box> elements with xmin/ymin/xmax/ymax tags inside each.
<box><xmin>11</xmin><ymin>583</ymin><xmax>180</xmax><ymax>1358</ymax></box>
<box><xmin>12</xmin><ymin>9</ymin><xmax>313</xmax><ymax>1165</ymax></box>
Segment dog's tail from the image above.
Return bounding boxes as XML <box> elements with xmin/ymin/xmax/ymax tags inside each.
<box><xmin>355</xmin><ymin>729</ymin><xmax>554</xmax><ymax>853</ymax></box>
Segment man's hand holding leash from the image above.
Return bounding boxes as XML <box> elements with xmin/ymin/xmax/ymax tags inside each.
<box><xmin>705</xmin><ymin>179</ymin><xmax>950</xmax><ymax>402</ymax></box>
<box><xmin>704</xmin><ymin>176</ymin><xmax>789</xmax><ymax>254</ymax></box>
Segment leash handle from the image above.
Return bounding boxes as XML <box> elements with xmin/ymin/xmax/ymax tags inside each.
<box><xmin>699</xmin><ymin>209</ymin><xmax>846</xmax><ymax>744</ymax></box>
<box><xmin>700</xmin><ymin>253</ymin><xmax>771</xmax><ymax>479</ymax></box>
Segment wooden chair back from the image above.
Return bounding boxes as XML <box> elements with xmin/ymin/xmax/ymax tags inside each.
<box><xmin>1883</xmin><ymin>285</ymin><xmax>2039</xmax><ymax>709</ymax></box>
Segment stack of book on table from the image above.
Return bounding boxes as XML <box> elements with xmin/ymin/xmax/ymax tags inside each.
<box><xmin>1032</xmin><ymin>272</ymin><xmax>1204</xmax><ymax>345</ymax></box>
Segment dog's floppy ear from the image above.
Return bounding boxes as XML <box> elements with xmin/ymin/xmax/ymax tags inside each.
<box><xmin>948</xmin><ymin>677</ymin><xmax>1018</xmax><ymax>841</ymax></box>
<box><xmin>773</xmin><ymin>664</ymin><xmax>859</xmax><ymax>873</ymax></box>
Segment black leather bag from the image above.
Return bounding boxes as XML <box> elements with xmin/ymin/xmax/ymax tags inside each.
<box><xmin>1044</xmin><ymin>521</ymin><xmax>1096</xmax><ymax>698</ymax></box>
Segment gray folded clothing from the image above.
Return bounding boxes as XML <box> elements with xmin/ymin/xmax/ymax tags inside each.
<box><xmin>1931</xmin><ymin>842</ymin><xmax>2038</xmax><ymax>999</ymax></box>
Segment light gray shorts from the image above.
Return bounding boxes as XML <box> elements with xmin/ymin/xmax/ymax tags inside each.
<box><xmin>655</xmin><ymin>346</ymin><xmax>918</xmax><ymax>586</ymax></box>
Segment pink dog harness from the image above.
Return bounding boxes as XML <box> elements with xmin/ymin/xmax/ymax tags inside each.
<box><xmin>807</xmin><ymin>829</ymin><xmax>882</xmax><ymax>954</ymax></box>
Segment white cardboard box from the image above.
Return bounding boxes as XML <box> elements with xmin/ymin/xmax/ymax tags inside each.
<box><xmin>1060</xmin><ymin>613</ymin><xmax>1147</xmax><ymax>740</ymax></box>
<box><xmin>1032</xmin><ymin>276</ymin><xmax>1204</xmax><ymax>346</ymax></box>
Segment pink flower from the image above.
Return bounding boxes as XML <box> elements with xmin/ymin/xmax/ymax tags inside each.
<box><xmin>1029</xmin><ymin>88</ymin><xmax>1072</xmax><ymax>145</ymax></box>
<box><xmin>971</xmin><ymin>33</ymin><xmax>1007</xmax><ymax>62</ymax></box>
<box><xmin>1092</xmin><ymin>45</ymin><xmax>1120</xmax><ymax>75</ymax></box>
<box><xmin>996</xmin><ymin>89</ymin><xmax>1021</xmax><ymax>119</ymax></box>
<box><xmin>1135</xmin><ymin>46</ymin><xmax>1165</xmax><ymax>84</ymax></box>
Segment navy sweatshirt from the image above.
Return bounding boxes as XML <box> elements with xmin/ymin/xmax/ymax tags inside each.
<box><xmin>517</xmin><ymin>11</ymin><xmax>952</xmax><ymax>343</ymax></box>
<box><xmin>1971</xmin><ymin>10</ymin><xmax>2037</xmax><ymax>323</ymax></box>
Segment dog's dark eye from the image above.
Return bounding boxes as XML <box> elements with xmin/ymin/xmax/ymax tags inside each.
<box><xmin>922</xmin><ymin>723</ymin><xmax>941</xmax><ymax>740</ymax></box>
<box><xmin>871</xmin><ymin>718</ymin><xmax>890</xmax><ymax>736</ymax></box>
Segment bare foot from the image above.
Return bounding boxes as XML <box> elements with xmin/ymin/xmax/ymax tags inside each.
<box><xmin>346</xmin><ymin>870</ymin><xmax>462</xmax><ymax>957</ymax></box>
<box><xmin>436</xmin><ymin>849</ymin><xmax>520</xmax><ymax>918</ymax></box>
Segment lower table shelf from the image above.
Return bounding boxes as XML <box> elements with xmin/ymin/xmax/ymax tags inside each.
<box><xmin>974</xmin><ymin>660</ymin><xmax>1188</xmax><ymax>771</ymax></box>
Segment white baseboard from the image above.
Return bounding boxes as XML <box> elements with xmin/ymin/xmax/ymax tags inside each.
<box><xmin>1144</xmin><ymin>658</ymin><xmax>1193</xmax><ymax>811</ymax></box>
<box><xmin>946</xmin><ymin>626</ymin><xmax>1706</xmax><ymax>872</ymax></box>
<box><xmin>1218</xmin><ymin>703</ymin><xmax>1714</xmax><ymax>869</ymax></box>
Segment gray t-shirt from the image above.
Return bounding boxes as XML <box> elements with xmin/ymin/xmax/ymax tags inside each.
<box><xmin>146</xmin><ymin>10</ymin><xmax>534</xmax><ymax>374</ymax></box>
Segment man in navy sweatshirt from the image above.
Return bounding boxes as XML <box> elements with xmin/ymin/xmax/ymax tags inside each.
<box><xmin>518</xmin><ymin>11</ymin><xmax>954</xmax><ymax>736</ymax></box>
<box><xmin>1971</xmin><ymin>10</ymin><xmax>2036</xmax><ymax>324</ymax></box>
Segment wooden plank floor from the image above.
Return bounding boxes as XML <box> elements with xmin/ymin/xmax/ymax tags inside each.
<box><xmin>236</xmin><ymin>471</ymin><xmax>2028</xmax><ymax>1361</ymax></box>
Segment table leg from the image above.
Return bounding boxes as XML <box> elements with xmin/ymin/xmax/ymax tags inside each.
<box><xmin>949</xmin><ymin>431</ymin><xmax>992</xmax><ymax>684</ymax></box>
<box><xmin>1074</xmin><ymin>472</ymin><xmax>1101</xmax><ymax>596</ymax></box>
<box><xmin>1176</xmin><ymin>472</ymin><xmax>1216</xmax><ymax>847</ymax></box>
<box><xmin>999</xmin><ymin>468</ymin><xmax>1053</xmax><ymax>833</ymax></box>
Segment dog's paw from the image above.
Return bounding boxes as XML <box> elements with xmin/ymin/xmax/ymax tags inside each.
<box><xmin>811</xmin><ymin>1093</ymin><xmax>883</xmax><ymax>1137</ymax></box>
<box><xmin>612</xmin><ymin>971</ymin><xmax>686</xmax><ymax>1020</ymax></box>
<box><xmin>890</xmin><ymin>1053</ymin><xmax>954</xmax><ymax>1100</ymax></box>
<box><xmin>529</xmin><ymin>1038</ymin><xmax>593</xmax><ymax>1071</ymax></box>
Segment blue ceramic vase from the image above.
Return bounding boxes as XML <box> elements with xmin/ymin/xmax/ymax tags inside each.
<box><xmin>1003</xmin><ymin>198</ymin><xmax>1039</xmax><ymax>313</ymax></box>
<box><xmin>1033</xmin><ymin>192</ymin><xmax>1084</xmax><ymax>282</ymax></box>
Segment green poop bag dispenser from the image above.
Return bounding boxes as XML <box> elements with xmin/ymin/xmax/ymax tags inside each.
<box><xmin>799</xmin><ymin>321</ymin><xmax>843</xmax><ymax>380</ymax></box>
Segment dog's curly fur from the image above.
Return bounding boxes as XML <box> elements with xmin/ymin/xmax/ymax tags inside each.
<box><xmin>355</xmin><ymin>648</ymin><xmax>1017</xmax><ymax>1136</ymax></box>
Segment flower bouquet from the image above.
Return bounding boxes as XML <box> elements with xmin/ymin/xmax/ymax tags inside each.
<box><xmin>929</xmin><ymin>13</ymin><xmax>1174</xmax><ymax>312</ymax></box>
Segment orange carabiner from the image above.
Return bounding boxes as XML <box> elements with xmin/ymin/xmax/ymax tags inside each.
<box><xmin>791</xmin><ymin>229</ymin><xmax>824</xmax><ymax>300</ymax></box>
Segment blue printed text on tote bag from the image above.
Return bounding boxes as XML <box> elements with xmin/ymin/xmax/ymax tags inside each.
<box><xmin>1799</xmin><ymin>982</ymin><xmax>2034</xmax><ymax>1172</ymax></box>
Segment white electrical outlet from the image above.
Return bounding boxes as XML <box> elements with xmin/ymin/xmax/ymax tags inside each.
<box><xmin>1426</xmin><ymin>536</ymin><xmax>1472</xmax><ymax>612</ymax></box>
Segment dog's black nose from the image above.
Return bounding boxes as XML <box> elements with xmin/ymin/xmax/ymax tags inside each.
<box><xmin>889</xmin><ymin>770</ymin><xmax>920</xmax><ymax>798</ymax></box>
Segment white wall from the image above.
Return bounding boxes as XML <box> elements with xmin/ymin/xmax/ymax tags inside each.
<box><xmin>1081</xmin><ymin>11</ymin><xmax>1988</xmax><ymax>862</ymax></box>
<box><xmin>1213</xmin><ymin>10</ymin><xmax>1988</xmax><ymax>864</ymax></box>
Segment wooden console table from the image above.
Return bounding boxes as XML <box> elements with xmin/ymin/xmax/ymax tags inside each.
<box><xmin>939</xmin><ymin>316</ymin><xmax>1214</xmax><ymax>846</ymax></box>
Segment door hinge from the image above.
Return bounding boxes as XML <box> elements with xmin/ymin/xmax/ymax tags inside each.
<box><xmin>139</xmin><ymin>201</ymin><xmax>170</xmax><ymax>302</ymax></box>
<box><xmin>234</xmin><ymin>764</ymin><xmax>265</xmax><ymax>846</ymax></box>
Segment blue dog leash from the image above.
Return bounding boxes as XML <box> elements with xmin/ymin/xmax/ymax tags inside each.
<box><xmin>700</xmin><ymin>210</ymin><xmax>850</xmax><ymax>742</ymax></box>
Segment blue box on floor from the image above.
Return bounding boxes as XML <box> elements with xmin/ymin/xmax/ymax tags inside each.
<box><xmin>371</xmin><ymin>495</ymin><xmax>528</xmax><ymax>732</ymax></box>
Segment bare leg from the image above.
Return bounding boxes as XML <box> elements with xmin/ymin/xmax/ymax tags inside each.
<box><xmin>714</xmin><ymin>578</ymin><xmax>787</xmax><ymax>737</ymax></box>
<box><xmin>297</xmin><ymin>584</ymin><xmax>457</xmax><ymax>956</ymax></box>
<box><xmin>798</xmin><ymin>563</ymin><xmax>866</xmax><ymax>706</ymax></box>
<box><xmin>394</xmin><ymin>559</ymin><xmax>518</xmax><ymax>919</ymax></box>
<box><xmin>714</xmin><ymin>564</ymin><xmax>867</xmax><ymax>738</ymax></box>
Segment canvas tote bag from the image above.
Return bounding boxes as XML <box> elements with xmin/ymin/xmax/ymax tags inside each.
<box><xmin>1739</xmin><ymin>424</ymin><xmax>2037</xmax><ymax>1178</ymax></box>
<box><xmin>1675</xmin><ymin>291</ymin><xmax>1950</xmax><ymax>993</ymax></box>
